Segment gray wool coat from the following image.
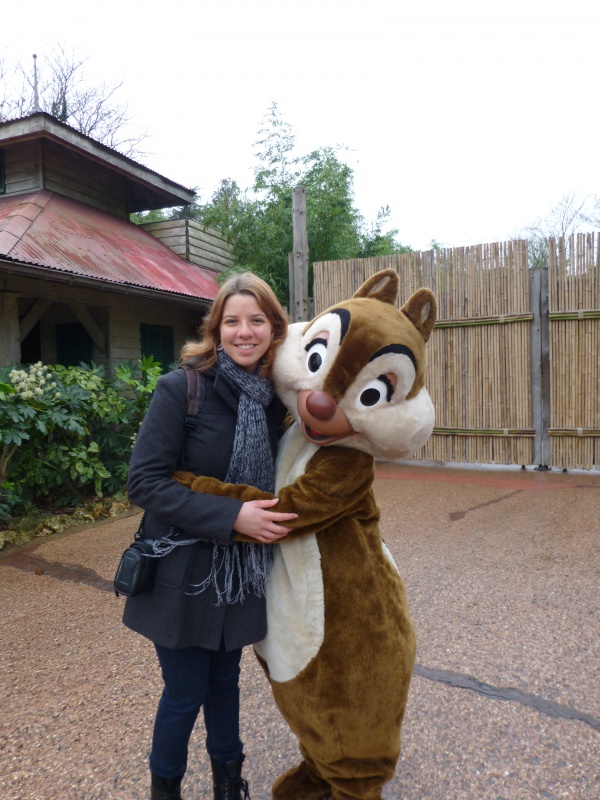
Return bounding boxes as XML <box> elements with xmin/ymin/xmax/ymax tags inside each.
<box><xmin>121</xmin><ymin>366</ymin><xmax>286</xmax><ymax>651</ymax></box>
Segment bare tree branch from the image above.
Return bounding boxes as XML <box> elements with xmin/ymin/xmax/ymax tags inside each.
<box><xmin>1</xmin><ymin>45</ymin><xmax>147</xmax><ymax>159</ymax></box>
<box><xmin>515</xmin><ymin>192</ymin><xmax>600</xmax><ymax>268</ymax></box>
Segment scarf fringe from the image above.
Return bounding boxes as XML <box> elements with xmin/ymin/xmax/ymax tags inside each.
<box><xmin>187</xmin><ymin>541</ymin><xmax>273</xmax><ymax>605</ymax></box>
<box><xmin>150</xmin><ymin>530</ymin><xmax>197</xmax><ymax>557</ymax></box>
<box><xmin>147</xmin><ymin>526</ymin><xmax>274</xmax><ymax>605</ymax></box>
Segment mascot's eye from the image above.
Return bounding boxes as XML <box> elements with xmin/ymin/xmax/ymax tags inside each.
<box><xmin>357</xmin><ymin>376</ymin><xmax>393</xmax><ymax>408</ymax></box>
<box><xmin>305</xmin><ymin>339</ymin><xmax>328</xmax><ymax>373</ymax></box>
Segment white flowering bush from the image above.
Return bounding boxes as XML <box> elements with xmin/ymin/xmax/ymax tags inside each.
<box><xmin>8</xmin><ymin>362</ymin><xmax>61</xmax><ymax>402</ymax></box>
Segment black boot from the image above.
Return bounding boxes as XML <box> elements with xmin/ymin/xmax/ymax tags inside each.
<box><xmin>150</xmin><ymin>773</ymin><xmax>184</xmax><ymax>800</ymax></box>
<box><xmin>210</xmin><ymin>754</ymin><xmax>250</xmax><ymax>800</ymax></box>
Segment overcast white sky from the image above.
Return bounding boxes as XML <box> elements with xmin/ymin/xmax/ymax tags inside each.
<box><xmin>5</xmin><ymin>0</ymin><xmax>600</xmax><ymax>251</ymax></box>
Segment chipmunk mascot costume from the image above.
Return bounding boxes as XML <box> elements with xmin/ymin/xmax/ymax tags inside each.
<box><xmin>174</xmin><ymin>269</ymin><xmax>436</xmax><ymax>800</ymax></box>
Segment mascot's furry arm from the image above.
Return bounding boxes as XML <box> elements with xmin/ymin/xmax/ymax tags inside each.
<box><xmin>172</xmin><ymin>445</ymin><xmax>375</xmax><ymax>542</ymax></box>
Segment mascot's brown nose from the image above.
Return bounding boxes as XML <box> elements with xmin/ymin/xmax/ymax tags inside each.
<box><xmin>305</xmin><ymin>391</ymin><xmax>338</xmax><ymax>421</ymax></box>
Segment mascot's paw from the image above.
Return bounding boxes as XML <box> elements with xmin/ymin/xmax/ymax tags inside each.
<box><xmin>272</xmin><ymin>761</ymin><xmax>331</xmax><ymax>800</ymax></box>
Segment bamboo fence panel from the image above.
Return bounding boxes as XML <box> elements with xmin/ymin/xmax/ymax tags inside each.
<box><xmin>313</xmin><ymin>241</ymin><xmax>534</xmax><ymax>467</ymax></box>
<box><xmin>548</xmin><ymin>233</ymin><xmax>600</xmax><ymax>469</ymax></box>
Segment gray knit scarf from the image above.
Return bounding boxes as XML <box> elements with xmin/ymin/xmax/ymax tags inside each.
<box><xmin>154</xmin><ymin>350</ymin><xmax>276</xmax><ymax>604</ymax></box>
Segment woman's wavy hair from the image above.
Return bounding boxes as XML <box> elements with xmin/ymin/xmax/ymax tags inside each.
<box><xmin>180</xmin><ymin>272</ymin><xmax>288</xmax><ymax>379</ymax></box>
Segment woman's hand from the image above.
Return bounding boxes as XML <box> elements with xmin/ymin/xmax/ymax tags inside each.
<box><xmin>233</xmin><ymin>498</ymin><xmax>297</xmax><ymax>543</ymax></box>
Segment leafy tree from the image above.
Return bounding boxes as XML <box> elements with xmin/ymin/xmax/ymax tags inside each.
<box><xmin>130</xmin><ymin>208</ymin><xmax>170</xmax><ymax>225</ymax></box>
<box><xmin>357</xmin><ymin>206</ymin><xmax>412</xmax><ymax>257</ymax></box>
<box><xmin>0</xmin><ymin>46</ymin><xmax>146</xmax><ymax>158</ymax></box>
<box><xmin>170</xmin><ymin>103</ymin><xmax>411</xmax><ymax>303</ymax></box>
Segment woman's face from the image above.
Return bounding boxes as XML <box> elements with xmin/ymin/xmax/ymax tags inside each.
<box><xmin>219</xmin><ymin>293</ymin><xmax>273</xmax><ymax>373</ymax></box>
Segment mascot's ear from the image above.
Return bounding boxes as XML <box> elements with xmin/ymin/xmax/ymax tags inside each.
<box><xmin>353</xmin><ymin>268</ymin><xmax>398</xmax><ymax>305</ymax></box>
<box><xmin>401</xmin><ymin>288</ymin><xmax>437</xmax><ymax>343</ymax></box>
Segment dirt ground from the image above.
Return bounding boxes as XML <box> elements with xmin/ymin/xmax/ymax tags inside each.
<box><xmin>1</xmin><ymin>463</ymin><xmax>599</xmax><ymax>800</ymax></box>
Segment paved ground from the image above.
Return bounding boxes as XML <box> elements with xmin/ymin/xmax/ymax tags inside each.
<box><xmin>1</xmin><ymin>463</ymin><xmax>599</xmax><ymax>800</ymax></box>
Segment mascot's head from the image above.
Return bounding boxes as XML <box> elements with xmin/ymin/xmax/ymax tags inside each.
<box><xmin>273</xmin><ymin>269</ymin><xmax>437</xmax><ymax>460</ymax></box>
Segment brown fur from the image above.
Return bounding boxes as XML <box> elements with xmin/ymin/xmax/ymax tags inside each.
<box><xmin>175</xmin><ymin>445</ymin><xmax>416</xmax><ymax>800</ymax></box>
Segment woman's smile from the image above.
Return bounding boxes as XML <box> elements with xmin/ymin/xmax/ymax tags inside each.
<box><xmin>219</xmin><ymin>294</ymin><xmax>273</xmax><ymax>372</ymax></box>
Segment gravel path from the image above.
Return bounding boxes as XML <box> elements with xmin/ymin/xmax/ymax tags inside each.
<box><xmin>1</xmin><ymin>464</ymin><xmax>598</xmax><ymax>800</ymax></box>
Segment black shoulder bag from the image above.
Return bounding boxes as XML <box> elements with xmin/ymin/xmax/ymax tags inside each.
<box><xmin>114</xmin><ymin>366</ymin><xmax>205</xmax><ymax>597</ymax></box>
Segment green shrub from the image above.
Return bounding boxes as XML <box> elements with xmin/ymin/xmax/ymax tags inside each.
<box><xmin>0</xmin><ymin>357</ymin><xmax>162</xmax><ymax>520</ymax></box>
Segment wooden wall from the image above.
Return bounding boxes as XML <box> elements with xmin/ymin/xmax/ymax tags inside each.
<box><xmin>0</xmin><ymin>140</ymin><xmax>129</xmax><ymax>217</ymax></box>
<box><xmin>38</xmin><ymin>302</ymin><xmax>108</xmax><ymax>368</ymax></box>
<box><xmin>109</xmin><ymin>296</ymin><xmax>196</xmax><ymax>365</ymax></box>
<box><xmin>3</xmin><ymin>274</ymin><xmax>208</xmax><ymax>373</ymax></box>
<box><xmin>2</xmin><ymin>140</ymin><xmax>41</xmax><ymax>195</ymax></box>
<box><xmin>42</xmin><ymin>140</ymin><xmax>129</xmax><ymax>218</ymax></box>
<box><xmin>141</xmin><ymin>219</ymin><xmax>234</xmax><ymax>272</ymax></box>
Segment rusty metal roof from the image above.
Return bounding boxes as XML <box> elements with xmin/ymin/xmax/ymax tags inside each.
<box><xmin>0</xmin><ymin>191</ymin><xmax>219</xmax><ymax>301</ymax></box>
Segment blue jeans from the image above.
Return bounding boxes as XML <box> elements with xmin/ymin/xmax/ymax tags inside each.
<box><xmin>150</xmin><ymin>642</ymin><xmax>243</xmax><ymax>779</ymax></box>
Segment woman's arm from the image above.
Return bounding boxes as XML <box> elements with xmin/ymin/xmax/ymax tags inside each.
<box><xmin>127</xmin><ymin>371</ymin><xmax>241</xmax><ymax>543</ymax></box>
<box><xmin>128</xmin><ymin>370</ymin><xmax>294</xmax><ymax>544</ymax></box>
<box><xmin>173</xmin><ymin>446</ymin><xmax>374</xmax><ymax>542</ymax></box>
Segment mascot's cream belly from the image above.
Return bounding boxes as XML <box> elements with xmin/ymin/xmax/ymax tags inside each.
<box><xmin>255</xmin><ymin>425</ymin><xmax>324</xmax><ymax>682</ymax></box>
<box><xmin>173</xmin><ymin>269</ymin><xmax>437</xmax><ymax>800</ymax></box>
<box><xmin>257</xmin><ymin>424</ymin><xmax>405</xmax><ymax>685</ymax></box>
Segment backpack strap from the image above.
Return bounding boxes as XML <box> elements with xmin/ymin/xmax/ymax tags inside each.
<box><xmin>181</xmin><ymin>365</ymin><xmax>206</xmax><ymax>430</ymax></box>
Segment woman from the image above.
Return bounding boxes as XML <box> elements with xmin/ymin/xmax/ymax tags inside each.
<box><xmin>123</xmin><ymin>272</ymin><xmax>297</xmax><ymax>800</ymax></box>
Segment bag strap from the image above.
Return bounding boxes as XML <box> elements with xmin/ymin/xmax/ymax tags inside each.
<box><xmin>181</xmin><ymin>365</ymin><xmax>206</xmax><ymax>430</ymax></box>
<box><xmin>128</xmin><ymin>369</ymin><xmax>204</xmax><ymax>550</ymax></box>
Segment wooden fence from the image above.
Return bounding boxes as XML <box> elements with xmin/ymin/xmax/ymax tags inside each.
<box><xmin>548</xmin><ymin>234</ymin><xmax>600</xmax><ymax>469</ymax></box>
<box><xmin>313</xmin><ymin>234</ymin><xmax>600</xmax><ymax>471</ymax></box>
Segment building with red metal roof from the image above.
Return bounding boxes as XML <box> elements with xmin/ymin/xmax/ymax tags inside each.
<box><xmin>0</xmin><ymin>112</ymin><xmax>232</xmax><ymax>369</ymax></box>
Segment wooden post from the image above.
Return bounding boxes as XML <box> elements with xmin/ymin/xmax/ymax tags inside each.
<box><xmin>71</xmin><ymin>302</ymin><xmax>107</xmax><ymax>355</ymax></box>
<box><xmin>0</xmin><ymin>293</ymin><xmax>21</xmax><ymax>366</ymax></box>
<box><xmin>289</xmin><ymin>187</ymin><xmax>309</xmax><ymax>322</ymax></box>
<box><xmin>19</xmin><ymin>298</ymin><xmax>51</xmax><ymax>340</ymax></box>
<box><xmin>530</xmin><ymin>266</ymin><xmax>551</xmax><ymax>468</ymax></box>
